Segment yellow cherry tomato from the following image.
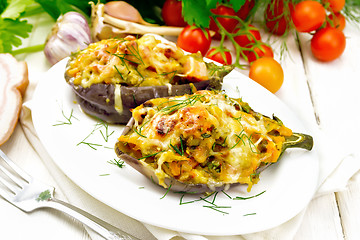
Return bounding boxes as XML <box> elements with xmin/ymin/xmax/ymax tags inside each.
<box><xmin>249</xmin><ymin>57</ymin><xmax>284</xmax><ymax>93</ymax></box>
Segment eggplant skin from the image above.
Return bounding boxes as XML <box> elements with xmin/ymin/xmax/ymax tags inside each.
<box><xmin>70</xmin><ymin>80</ymin><xmax>215</xmax><ymax>124</ymax></box>
<box><xmin>65</xmin><ymin>61</ymin><xmax>233</xmax><ymax>124</ymax></box>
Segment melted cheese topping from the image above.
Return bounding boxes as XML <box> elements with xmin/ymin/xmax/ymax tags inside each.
<box><xmin>65</xmin><ymin>35</ymin><xmax>208</xmax><ymax>88</ymax></box>
<box><xmin>116</xmin><ymin>90</ymin><xmax>293</xmax><ymax>190</ymax></box>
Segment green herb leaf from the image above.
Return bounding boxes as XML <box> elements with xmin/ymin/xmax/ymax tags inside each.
<box><xmin>233</xmin><ymin>190</ymin><xmax>266</xmax><ymax>200</ymax></box>
<box><xmin>1</xmin><ymin>0</ymin><xmax>34</xmax><ymax>19</ymax></box>
<box><xmin>228</xmin><ymin>0</ymin><xmax>246</xmax><ymax>12</ymax></box>
<box><xmin>182</xmin><ymin>0</ymin><xmax>213</xmax><ymax>28</ymax></box>
<box><xmin>36</xmin><ymin>189</ymin><xmax>52</xmax><ymax>201</ymax></box>
<box><xmin>0</xmin><ymin>18</ymin><xmax>32</xmax><ymax>53</ymax></box>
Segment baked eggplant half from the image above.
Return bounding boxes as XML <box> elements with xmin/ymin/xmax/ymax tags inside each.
<box><xmin>115</xmin><ymin>90</ymin><xmax>313</xmax><ymax>193</ymax></box>
<box><xmin>65</xmin><ymin>34</ymin><xmax>233</xmax><ymax>123</ymax></box>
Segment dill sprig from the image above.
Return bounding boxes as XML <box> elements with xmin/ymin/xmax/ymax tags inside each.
<box><xmin>233</xmin><ymin>190</ymin><xmax>266</xmax><ymax>200</ymax></box>
<box><xmin>179</xmin><ymin>191</ymin><xmax>231</xmax><ymax>215</ymax></box>
<box><xmin>53</xmin><ymin>108</ymin><xmax>78</xmax><ymax>126</ymax></box>
<box><xmin>160</xmin><ymin>183</ymin><xmax>172</xmax><ymax>199</ymax></box>
<box><xmin>126</xmin><ymin>43</ymin><xmax>145</xmax><ymax>65</ymax></box>
<box><xmin>97</xmin><ymin>121</ymin><xmax>115</xmax><ymax>142</ymax></box>
<box><xmin>243</xmin><ymin>213</ymin><xmax>256</xmax><ymax>216</ymax></box>
<box><xmin>108</xmin><ymin>158</ymin><xmax>125</xmax><ymax>168</ymax></box>
<box><xmin>138</xmin><ymin>150</ymin><xmax>165</xmax><ymax>160</ymax></box>
<box><xmin>134</xmin><ymin>127</ymin><xmax>147</xmax><ymax>138</ymax></box>
<box><xmin>77</xmin><ymin>121</ymin><xmax>114</xmax><ymax>150</ymax></box>
<box><xmin>169</xmin><ymin>137</ymin><xmax>184</xmax><ymax>156</ymax></box>
<box><xmin>114</xmin><ymin>65</ymin><xmax>124</xmax><ymax>80</ymax></box>
<box><xmin>158</xmin><ymin>94</ymin><xmax>204</xmax><ymax>114</ymax></box>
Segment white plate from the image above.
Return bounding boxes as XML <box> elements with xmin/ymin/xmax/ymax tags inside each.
<box><xmin>32</xmin><ymin>58</ymin><xmax>319</xmax><ymax>236</ymax></box>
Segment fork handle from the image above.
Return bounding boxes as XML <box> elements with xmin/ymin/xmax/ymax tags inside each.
<box><xmin>44</xmin><ymin>197</ymin><xmax>140</xmax><ymax>240</ymax></box>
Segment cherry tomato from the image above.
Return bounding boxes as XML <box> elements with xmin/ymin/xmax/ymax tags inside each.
<box><xmin>206</xmin><ymin>48</ymin><xmax>232</xmax><ymax>65</ymax></box>
<box><xmin>311</xmin><ymin>27</ymin><xmax>346</xmax><ymax>62</ymax></box>
<box><xmin>162</xmin><ymin>0</ymin><xmax>187</xmax><ymax>27</ymax></box>
<box><xmin>236</xmin><ymin>0</ymin><xmax>255</xmax><ymax>20</ymax></box>
<box><xmin>177</xmin><ymin>25</ymin><xmax>211</xmax><ymax>56</ymax></box>
<box><xmin>291</xmin><ymin>1</ymin><xmax>326</xmax><ymax>32</ymax></box>
<box><xmin>249</xmin><ymin>57</ymin><xmax>284</xmax><ymax>93</ymax></box>
<box><xmin>209</xmin><ymin>4</ymin><xmax>239</xmax><ymax>39</ymax></box>
<box><xmin>324</xmin><ymin>0</ymin><xmax>345</xmax><ymax>12</ymax></box>
<box><xmin>244</xmin><ymin>43</ymin><xmax>274</xmax><ymax>63</ymax></box>
<box><xmin>265</xmin><ymin>0</ymin><xmax>290</xmax><ymax>35</ymax></box>
<box><xmin>234</xmin><ymin>25</ymin><xmax>261</xmax><ymax>48</ymax></box>
<box><xmin>327</xmin><ymin>12</ymin><xmax>346</xmax><ymax>31</ymax></box>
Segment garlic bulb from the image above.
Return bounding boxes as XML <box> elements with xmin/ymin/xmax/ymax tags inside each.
<box><xmin>44</xmin><ymin>12</ymin><xmax>92</xmax><ymax>65</ymax></box>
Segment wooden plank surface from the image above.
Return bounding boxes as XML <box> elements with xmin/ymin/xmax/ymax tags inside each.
<box><xmin>336</xmin><ymin>175</ymin><xmax>360</xmax><ymax>240</ymax></box>
<box><xmin>1</xmin><ymin>11</ymin><xmax>360</xmax><ymax>240</ymax></box>
<box><xmin>293</xmin><ymin>18</ymin><xmax>360</xmax><ymax>240</ymax></box>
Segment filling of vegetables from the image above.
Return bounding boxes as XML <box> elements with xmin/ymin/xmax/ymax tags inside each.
<box><xmin>66</xmin><ymin>35</ymin><xmax>208</xmax><ymax>88</ymax></box>
<box><xmin>116</xmin><ymin>90</ymin><xmax>292</xmax><ymax>190</ymax></box>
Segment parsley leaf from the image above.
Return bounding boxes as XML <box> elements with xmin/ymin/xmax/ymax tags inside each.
<box><xmin>182</xmin><ymin>0</ymin><xmax>214</xmax><ymax>28</ymax></box>
<box><xmin>1</xmin><ymin>0</ymin><xmax>34</xmax><ymax>19</ymax></box>
<box><xmin>228</xmin><ymin>0</ymin><xmax>246</xmax><ymax>12</ymax></box>
<box><xmin>181</xmin><ymin>0</ymin><xmax>247</xmax><ymax>28</ymax></box>
<box><xmin>0</xmin><ymin>18</ymin><xmax>32</xmax><ymax>53</ymax></box>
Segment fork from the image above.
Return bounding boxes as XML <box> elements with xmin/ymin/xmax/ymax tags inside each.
<box><xmin>0</xmin><ymin>149</ymin><xmax>139</xmax><ymax>240</ymax></box>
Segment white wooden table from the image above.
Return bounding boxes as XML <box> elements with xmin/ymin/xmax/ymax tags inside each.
<box><xmin>1</xmin><ymin>13</ymin><xmax>360</xmax><ymax>240</ymax></box>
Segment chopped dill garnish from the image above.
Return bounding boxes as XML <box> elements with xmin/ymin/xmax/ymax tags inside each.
<box><xmin>53</xmin><ymin>108</ymin><xmax>78</xmax><ymax>126</ymax></box>
<box><xmin>77</xmin><ymin>123</ymin><xmax>103</xmax><ymax>150</ymax></box>
<box><xmin>138</xmin><ymin>150</ymin><xmax>165</xmax><ymax>160</ymax></box>
<box><xmin>99</xmin><ymin>174</ymin><xmax>110</xmax><ymax>176</ymax></box>
<box><xmin>243</xmin><ymin>213</ymin><xmax>256</xmax><ymax>216</ymax></box>
<box><xmin>221</xmin><ymin>190</ymin><xmax>232</xmax><ymax>199</ymax></box>
<box><xmin>126</xmin><ymin>43</ymin><xmax>144</xmax><ymax>65</ymax></box>
<box><xmin>134</xmin><ymin>127</ymin><xmax>147</xmax><ymax>138</ymax></box>
<box><xmin>169</xmin><ymin>137</ymin><xmax>184</xmax><ymax>156</ymax></box>
<box><xmin>179</xmin><ymin>191</ymin><xmax>231</xmax><ymax>215</ymax></box>
<box><xmin>97</xmin><ymin>121</ymin><xmax>115</xmax><ymax>142</ymax></box>
<box><xmin>108</xmin><ymin>158</ymin><xmax>125</xmax><ymax>168</ymax></box>
<box><xmin>233</xmin><ymin>190</ymin><xmax>266</xmax><ymax>200</ymax></box>
<box><xmin>158</xmin><ymin>94</ymin><xmax>204</xmax><ymax>114</ymax></box>
<box><xmin>160</xmin><ymin>183</ymin><xmax>172</xmax><ymax>199</ymax></box>
<box><xmin>203</xmin><ymin>205</ymin><xmax>230</xmax><ymax>215</ymax></box>
<box><xmin>114</xmin><ymin>65</ymin><xmax>124</xmax><ymax>80</ymax></box>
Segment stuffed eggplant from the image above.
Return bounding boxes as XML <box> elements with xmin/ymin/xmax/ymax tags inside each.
<box><xmin>65</xmin><ymin>34</ymin><xmax>233</xmax><ymax>123</ymax></box>
<box><xmin>115</xmin><ymin>90</ymin><xmax>313</xmax><ymax>193</ymax></box>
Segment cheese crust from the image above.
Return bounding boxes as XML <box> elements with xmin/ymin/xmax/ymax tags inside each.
<box><xmin>65</xmin><ymin>35</ymin><xmax>208</xmax><ymax>88</ymax></box>
<box><xmin>116</xmin><ymin>90</ymin><xmax>293</xmax><ymax>190</ymax></box>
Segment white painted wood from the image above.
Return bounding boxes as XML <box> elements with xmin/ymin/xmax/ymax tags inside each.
<box><xmin>336</xmin><ymin>176</ymin><xmax>360</xmax><ymax>240</ymax></box>
<box><xmin>294</xmin><ymin>194</ymin><xmax>344</xmax><ymax>240</ymax></box>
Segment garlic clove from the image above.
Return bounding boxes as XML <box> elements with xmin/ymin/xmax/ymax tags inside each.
<box><xmin>44</xmin><ymin>12</ymin><xmax>92</xmax><ymax>65</ymax></box>
<box><xmin>91</xmin><ymin>2</ymin><xmax>184</xmax><ymax>41</ymax></box>
<box><xmin>104</xmin><ymin>1</ymin><xmax>155</xmax><ymax>26</ymax></box>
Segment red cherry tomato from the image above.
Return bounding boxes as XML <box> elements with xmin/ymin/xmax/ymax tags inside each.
<box><xmin>249</xmin><ymin>57</ymin><xmax>284</xmax><ymax>93</ymax></box>
<box><xmin>234</xmin><ymin>25</ymin><xmax>261</xmax><ymax>48</ymax></box>
<box><xmin>265</xmin><ymin>0</ymin><xmax>290</xmax><ymax>35</ymax></box>
<box><xmin>209</xmin><ymin>4</ymin><xmax>239</xmax><ymax>39</ymax></box>
<box><xmin>311</xmin><ymin>27</ymin><xmax>346</xmax><ymax>62</ymax></box>
<box><xmin>162</xmin><ymin>0</ymin><xmax>187</xmax><ymax>27</ymax></box>
<box><xmin>236</xmin><ymin>0</ymin><xmax>255</xmax><ymax>20</ymax></box>
<box><xmin>206</xmin><ymin>48</ymin><xmax>232</xmax><ymax>65</ymax></box>
<box><xmin>244</xmin><ymin>43</ymin><xmax>274</xmax><ymax>63</ymax></box>
<box><xmin>324</xmin><ymin>0</ymin><xmax>345</xmax><ymax>12</ymax></box>
<box><xmin>177</xmin><ymin>25</ymin><xmax>211</xmax><ymax>56</ymax></box>
<box><xmin>327</xmin><ymin>12</ymin><xmax>346</xmax><ymax>31</ymax></box>
<box><xmin>291</xmin><ymin>1</ymin><xmax>326</xmax><ymax>32</ymax></box>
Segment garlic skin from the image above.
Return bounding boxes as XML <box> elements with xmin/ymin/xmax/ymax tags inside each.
<box><xmin>44</xmin><ymin>12</ymin><xmax>92</xmax><ymax>65</ymax></box>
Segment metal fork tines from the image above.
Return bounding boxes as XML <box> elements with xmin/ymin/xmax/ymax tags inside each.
<box><xmin>0</xmin><ymin>149</ymin><xmax>138</xmax><ymax>240</ymax></box>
